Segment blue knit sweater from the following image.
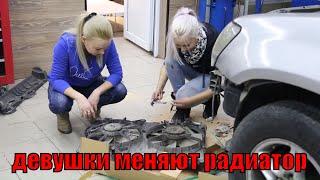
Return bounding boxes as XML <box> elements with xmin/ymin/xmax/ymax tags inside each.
<box><xmin>48</xmin><ymin>32</ymin><xmax>123</xmax><ymax>94</ymax></box>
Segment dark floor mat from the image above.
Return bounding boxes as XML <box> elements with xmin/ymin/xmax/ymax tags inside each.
<box><xmin>0</xmin><ymin>67</ymin><xmax>47</xmax><ymax>114</ymax></box>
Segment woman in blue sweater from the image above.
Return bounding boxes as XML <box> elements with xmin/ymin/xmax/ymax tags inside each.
<box><xmin>48</xmin><ymin>13</ymin><xmax>127</xmax><ymax>134</ymax></box>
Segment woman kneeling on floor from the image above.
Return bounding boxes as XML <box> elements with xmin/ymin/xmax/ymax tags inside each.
<box><xmin>152</xmin><ymin>7</ymin><xmax>220</xmax><ymax>122</ymax></box>
<box><xmin>48</xmin><ymin>13</ymin><xmax>127</xmax><ymax>134</ymax></box>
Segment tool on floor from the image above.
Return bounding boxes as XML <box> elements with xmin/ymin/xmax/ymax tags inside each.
<box><xmin>150</xmin><ymin>100</ymin><xmax>167</xmax><ymax>106</ymax></box>
<box><xmin>214</xmin><ymin>123</ymin><xmax>233</xmax><ymax>137</ymax></box>
<box><xmin>0</xmin><ymin>67</ymin><xmax>47</xmax><ymax>114</ymax></box>
<box><xmin>150</xmin><ymin>91</ymin><xmax>166</xmax><ymax>106</ymax></box>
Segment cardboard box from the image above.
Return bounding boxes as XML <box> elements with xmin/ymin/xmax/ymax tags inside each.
<box><xmin>79</xmin><ymin>137</ymin><xmax>229</xmax><ymax>180</ymax></box>
<box><xmin>79</xmin><ymin>137</ymin><xmax>195</xmax><ymax>180</ymax></box>
<box><xmin>205</xmin><ymin>126</ymin><xmax>227</xmax><ymax>154</ymax></box>
<box><xmin>198</xmin><ymin>172</ymin><xmax>228</xmax><ymax>180</ymax></box>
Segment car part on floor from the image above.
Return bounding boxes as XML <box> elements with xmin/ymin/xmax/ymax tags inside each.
<box><xmin>84</xmin><ymin>118</ymin><xmax>207</xmax><ymax>160</ymax></box>
<box><xmin>0</xmin><ymin>86</ymin><xmax>7</xmax><ymax>97</ymax></box>
<box><xmin>0</xmin><ymin>67</ymin><xmax>47</xmax><ymax>114</ymax></box>
<box><xmin>214</xmin><ymin>122</ymin><xmax>233</xmax><ymax>138</ymax></box>
<box><xmin>150</xmin><ymin>100</ymin><xmax>167</xmax><ymax>106</ymax></box>
<box><xmin>145</xmin><ymin>120</ymin><xmax>206</xmax><ymax>153</ymax></box>
<box><xmin>84</xmin><ymin>118</ymin><xmax>146</xmax><ymax>152</ymax></box>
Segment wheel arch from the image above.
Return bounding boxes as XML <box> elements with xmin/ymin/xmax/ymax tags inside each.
<box><xmin>234</xmin><ymin>80</ymin><xmax>320</xmax><ymax>129</ymax></box>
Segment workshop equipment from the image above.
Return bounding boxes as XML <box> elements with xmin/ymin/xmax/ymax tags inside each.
<box><xmin>255</xmin><ymin>0</ymin><xmax>320</xmax><ymax>13</ymax></box>
<box><xmin>198</xmin><ymin>0</ymin><xmax>236</xmax><ymax>32</ymax></box>
<box><xmin>0</xmin><ymin>67</ymin><xmax>47</xmax><ymax>114</ymax></box>
<box><xmin>0</xmin><ymin>0</ymin><xmax>14</xmax><ymax>86</ymax></box>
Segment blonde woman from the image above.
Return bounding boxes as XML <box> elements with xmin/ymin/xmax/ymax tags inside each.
<box><xmin>152</xmin><ymin>7</ymin><xmax>220</xmax><ymax>122</ymax></box>
<box><xmin>48</xmin><ymin>12</ymin><xmax>127</xmax><ymax>134</ymax></box>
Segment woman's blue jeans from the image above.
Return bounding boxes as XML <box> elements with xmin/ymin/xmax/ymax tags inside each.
<box><xmin>165</xmin><ymin>58</ymin><xmax>210</xmax><ymax>106</ymax></box>
<box><xmin>48</xmin><ymin>77</ymin><xmax>127</xmax><ymax>114</ymax></box>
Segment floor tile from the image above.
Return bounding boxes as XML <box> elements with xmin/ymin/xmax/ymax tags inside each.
<box><xmin>21</xmin><ymin>103</ymin><xmax>57</xmax><ymax>123</ymax></box>
<box><xmin>17</xmin><ymin>169</ymin><xmax>81</xmax><ymax>180</ymax></box>
<box><xmin>44</xmin><ymin>112</ymin><xmax>88</xmax><ymax>153</ymax></box>
<box><xmin>0</xmin><ymin>153</ymin><xmax>10</xmax><ymax>171</ymax></box>
<box><xmin>46</xmin><ymin>133</ymin><xmax>82</xmax><ymax>153</ymax></box>
<box><xmin>0</xmin><ymin>107</ymin><xmax>32</xmax><ymax>126</ymax></box>
<box><xmin>0</xmin><ymin>121</ymin><xmax>46</xmax><ymax>149</ymax></box>
<box><xmin>0</xmin><ymin>170</ymin><xmax>20</xmax><ymax>180</ymax></box>
<box><xmin>2</xmin><ymin>133</ymin><xmax>83</xmax><ymax>180</ymax></box>
<box><xmin>26</xmin><ymin>109</ymin><xmax>87</xmax><ymax>153</ymax></box>
<box><xmin>3</xmin><ymin>138</ymin><xmax>59</xmax><ymax>165</ymax></box>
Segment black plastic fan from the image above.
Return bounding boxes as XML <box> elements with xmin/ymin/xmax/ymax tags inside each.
<box><xmin>85</xmin><ymin>118</ymin><xmax>146</xmax><ymax>151</ymax></box>
<box><xmin>145</xmin><ymin>120</ymin><xmax>206</xmax><ymax>153</ymax></box>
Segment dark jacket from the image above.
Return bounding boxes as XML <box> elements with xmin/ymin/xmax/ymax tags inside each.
<box><xmin>178</xmin><ymin>23</ymin><xmax>219</xmax><ymax>74</ymax></box>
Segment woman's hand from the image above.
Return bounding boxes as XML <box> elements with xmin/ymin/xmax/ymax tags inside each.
<box><xmin>75</xmin><ymin>95</ymin><xmax>95</xmax><ymax>119</ymax></box>
<box><xmin>88</xmin><ymin>90</ymin><xmax>101</xmax><ymax>113</ymax></box>
<box><xmin>172</xmin><ymin>97</ymin><xmax>194</xmax><ymax>109</ymax></box>
<box><xmin>173</xmin><ymin>89</ymin><xmax>214</xmax><ymax>109</ymax></box>
<box><xmin>152</xmin><ymin>89</ymin><xmax>165</xmax><ymax>101</ymax></box>
<box><xmin>152</xmin><ymin>65</ymin><xmax>168</xmax><ymax>102</ymax></box>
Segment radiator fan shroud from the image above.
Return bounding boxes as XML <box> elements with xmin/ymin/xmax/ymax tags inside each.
<box><xmin>84</xmin><ymin>118</ymin><xmax>145</xmax><ymax>151</ymax></box>
<box><xmin>145</xmin><ymin>121</ymin><xmax>206</xmax><ymax>153</ymax></box>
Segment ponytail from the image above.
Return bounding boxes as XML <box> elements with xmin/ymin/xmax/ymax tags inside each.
<box><xmin>76</xmin><ymin>13</ymin><xmax>89</xmax><ymax>70</ymax></box>
<box><xmin>66</xmin><ymin>12</ymin><xmax>113</xmax><ymax>70</ymax></box>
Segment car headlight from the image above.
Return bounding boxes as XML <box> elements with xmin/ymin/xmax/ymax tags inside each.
<box><xmin>211</xmin><ymin>22</ymin><xmax>241</xmax><ymax>67</ymax></box>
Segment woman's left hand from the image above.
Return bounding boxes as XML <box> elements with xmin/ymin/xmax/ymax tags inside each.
<box><xmin>173</xmin><ymin>90</ymin><xmax>214</xmax><ymax>109</ymax></box>
<box><xmin>173</xmin><ymin>97</ymin><xmax>194</xmax><ymax>109</ymax></box>
<box><xmin>88</xmin><ymin>90</ymin><xmax>101</xmax><ymax>112</ymax></box>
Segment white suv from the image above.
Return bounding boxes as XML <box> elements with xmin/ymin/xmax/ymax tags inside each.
<box><xmin>211</xmin><ymin>5</ymin><xmax>320</xmax><ymax>180</ymax></box>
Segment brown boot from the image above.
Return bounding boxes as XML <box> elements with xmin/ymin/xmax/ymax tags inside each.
<box><xmin>57</xmin><ymin>113</ymin><xmax>72</xmax><ymax>134</ymax></box>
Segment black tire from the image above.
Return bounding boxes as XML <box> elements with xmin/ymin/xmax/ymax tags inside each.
<box><xmin>229</xmin><ymin>101</ymin><xmax>320</xmax><ymax>180</ymax></box>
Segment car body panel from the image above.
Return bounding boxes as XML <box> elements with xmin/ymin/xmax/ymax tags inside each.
<box><xmin>215</xmin><ymin>12</ymin><xmax>320</xmax><ymax>94</ymax></box>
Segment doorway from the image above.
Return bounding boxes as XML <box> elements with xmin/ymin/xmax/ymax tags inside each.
<box><xmin>85</xmin><ymin>0</ymin><xmax>168</xmax><ymax>58</ymax></box>
<box><xmin>86</xmin><ymin>0</ymin><xmax>125</xmax><ymax>37</ymax></box>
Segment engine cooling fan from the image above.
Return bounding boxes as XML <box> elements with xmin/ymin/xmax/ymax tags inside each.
<box><xmin>84</xmin><ymin>118</ymin><xmax>145</xmax><ymax>151</ymax></box>
<box><xmin>145</xmin><ymin>120</ymin><xmax>206</xmax><ymax>153</ymax></box>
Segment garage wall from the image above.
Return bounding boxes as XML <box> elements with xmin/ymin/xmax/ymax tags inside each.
<box><xmin>168</xmin><ymin>0</ymin><xmax>198</xmax><ymax>25</ymax></box>
<box><xmin>9</xmin><ymin>0</ymin><xmax>85</xmax><ymax>79</ymax></box>
<box><xmin>156</xmin><ymin>0</ymin><xmax>197</xmax><ymax>58</ymax></box>
<box><xmin>246</xmin><ymin>0</ymin><xmax>291</xmax><ymax>14</ymax></box>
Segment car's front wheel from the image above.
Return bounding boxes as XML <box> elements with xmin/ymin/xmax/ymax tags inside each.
<box><xmin>229</xmin><ymin>101</ymin><xmax>320</xmax><ymax>180</ymax></box>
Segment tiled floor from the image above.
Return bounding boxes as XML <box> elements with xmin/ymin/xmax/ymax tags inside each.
<box><xmin>0</xmin><ymin>37</ymin><xmax>233</xmax><ymax>179</ymax></box>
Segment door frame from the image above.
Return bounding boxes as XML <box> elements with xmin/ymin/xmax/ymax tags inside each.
<box><xmin>153</xmin><ymin>0</ymin><xmax>168</xmax><ymax>58</ymax></box>
<box><xmin>85</xmin><ymin>0</ymin><xmax>168</xmax><ymax>58</ymax></box>
<box><xmin>124</xmin><ymin>0</ymin><xmax>155</xmax><ymax>52</ymax></box>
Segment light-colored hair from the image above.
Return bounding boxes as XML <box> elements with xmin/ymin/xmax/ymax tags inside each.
<box><xmin>66</xmin><ymin>12</ymin><xmax>113</xmax><ymax>70</ymax></box>
<box><xmin>166</xmin><ymin>7</ymin><xmax>204</xmax><ymax>62</ymax></box>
